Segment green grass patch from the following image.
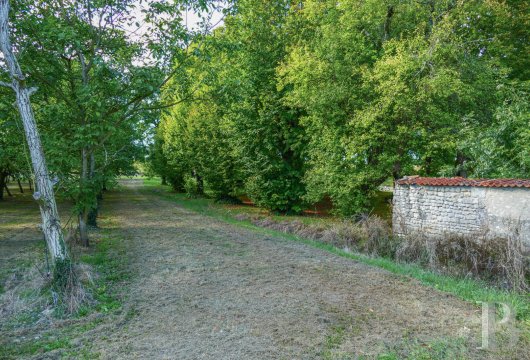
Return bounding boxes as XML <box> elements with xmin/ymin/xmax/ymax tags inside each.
<box><xmin>78</xmin><ymin>223</ymin><xmax>129</xmax><ymax>316</ymax></box>
<box><xmin>374</xmin><ymin>337</ymin><xmax>469</xmax><ymax>360</ymax></box>
<box><xmin>144</xmin><ymin>180</ymin><xmax>530</xmax><ymax>322</ymax></box>
<box><xmin>321</xmin><ymin>325</ymin><xmax>347</xmax><ymax>359</ymax></box>
<box><xmin>0</xmin><ymin>336</ymin><xmax>72</xmax><ymax>359</ymax></box>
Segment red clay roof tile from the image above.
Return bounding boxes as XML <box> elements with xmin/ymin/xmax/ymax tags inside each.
<box><xmin>396</xmin><ymin>177</ymin><xmax>530</xmax><ymax>188</ymax></box>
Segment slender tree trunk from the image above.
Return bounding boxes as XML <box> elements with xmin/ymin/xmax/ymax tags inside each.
<box><xmin>392</xmin><ymin>148</ymin><xmax>404</xmax><ymax>180</ymax></box>
<box><xmin>194</xmin><ymin>171</ymin><xmax>204</xmax><ymax>195</ymax></box>
<box><xmin>0</xmin><ymin>172</ymin><xmax>6</xmax><ymax>201</ymax></box>
<box><xmin>87</xmin><ymin>207</ymin><xmax>97</xmax><ymax>227</ymax></box>
<box><xmin>4</xmin><ymin>182</ymin><xmax>12</xmax><ymax>197</ymax></box>
<box><xmin>28</xmin><ymin>178</ymin><xmax>33</xmax><ymax>191</ymax></box>
<box><xmin>0</xmin><ymin>0</ymin><xmax>68</xmax><ymax>262</ymax></box>
<box><xmin>77</xmin><ymin>48</ymin><xmax>97</xmax><ymax>241</ymax></box>
<box><xmin>17</xmin><ymin>178</ymin><xmax>23</xmax><ymax>193</ymax></box>
<box><xmin>455</xmin><ymin>151</ymin><xmax>468</xmax><ymax>177</ymax></box>
<box><xmin>87</xmin><ymin>152</ymin><xmax>98</xmax><ymax>227</ymax></box>
<box><xmin>78</xmin><ymin>212</ymin><xmax>88</xmax><ymax>245</ymax></box>
<box><xmin>383</xmin><ymin>6</ymin><xmax>395</xmax><ymax>42</ymax></box>
<box><xmin>79</xmin><ymin>147</ymin><xmax>89</xmax><ymax>246</ymax></box>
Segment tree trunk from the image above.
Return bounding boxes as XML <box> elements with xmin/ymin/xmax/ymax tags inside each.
<box><xmin>28</xmin><ymin>178</ymin><xmax>33</xmax><ymax>191</ymax></box>
<box><xmin>4</xmin><ymin>182</ymin><xmax>12</xmax><ymax>197</ymax></box>
<box><xmin>0</xmin><ymin>172</ymin><xmax>6</xmax><ymax>201</ymax></box>
<box><xmin>78</xmin><ymin>212</ymin><xmax>89</xmax><ymax>247</ymax></box>
<box><xmin>195</xmin><ymin>172</ymin><xmax>204</xmax><ymax>195</ymax></box>
<box><xmin>87</xmin><ymin>152</ymin><xmax>98</xmax><ymax>227</ymax></box>
<box><xmin>455</xmin><ymin>151</ymin><xmax>468</xmax><ymax>177</ymax></box>
<box><xmin>383</xmin><ymin>6</ymin><xmax>395</xmax><ymax>42</ymax></box>
<box><xmin>17</xmin><ymin>178</ymin><xmax>23</xmax><ymax>193</ymax></box>
<box><xmin>79</xmin><ymin>148</ymin><xmax>90</xmax><ymax>246</ymax></box>
<box><xmin>87</xmin><ymin>206</ymin><xmax>98</xmax><ymax>227</ymax></box>
<box><xmin>0</xmin><ymin>0</ymin><xmax>68</xmax><ymax>262</ymax></box>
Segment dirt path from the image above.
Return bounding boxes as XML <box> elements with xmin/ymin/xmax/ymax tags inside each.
<box><xmin>85</xmin><ymin>180</ymin><xmax>483</xmax><ymax>359</ymax></box>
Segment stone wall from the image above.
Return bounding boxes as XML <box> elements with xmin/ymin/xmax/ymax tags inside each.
<box><xmin>393</xmin><ymin>184</ymin><xmax>530</xmax><ymax>249</ymax></box>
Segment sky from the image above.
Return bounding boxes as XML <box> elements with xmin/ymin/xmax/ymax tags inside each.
<box><xmin>126</xmin><ymin>1</ymin><xmax>225</xmax><ymax>40</ymax></box>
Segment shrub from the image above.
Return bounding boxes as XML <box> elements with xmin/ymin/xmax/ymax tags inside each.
<box><xmin>360</xmin><ymin>216</ymin><xmax>395</xmax><ymax>258</ymax></box>
<box><xmin>183</xmin><ymin>175</ymin><xmax>200</xmax><ymax>198</ymax></box>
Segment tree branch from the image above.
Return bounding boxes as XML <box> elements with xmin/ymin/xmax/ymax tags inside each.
<box><xmin>27</xmin><ymin>86</ymin><xmax>38</xmax><ymax>96</ymax></box>
<box><xmin>0</xmin><ymin>80</ymin><xmax>13</xmax><ymax>89</ymax></box>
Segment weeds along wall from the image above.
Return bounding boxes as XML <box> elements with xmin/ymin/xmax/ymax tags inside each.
<box><xmin>393</xmin><ymin>180</ymin><xmax>530</xmax><ymax>252</ymax></box>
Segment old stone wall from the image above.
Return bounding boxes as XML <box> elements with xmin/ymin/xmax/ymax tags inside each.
<box><xmin>393</xmin><ymin>185</ymin><xmax>530</xmax><ymax>248</ymax></box>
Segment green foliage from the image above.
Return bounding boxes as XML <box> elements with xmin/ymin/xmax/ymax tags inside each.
<box><xmin>468</xmin><ymin>83</ymin><xmax>530</xmax><ymax>177</ymax></box>
<box><xmin>0</xmin><ymin>101</ymin><xmax>30</xmax><ymax>199</ymax></box>
<box><xmin>3</xmin><ymin>0</ymin><xmax>527</xmax><ymax>218</ymax></box>
<box><xmin>152</xmin><ymin>0</ymin><xmax>307</xmax><ymax>212</ymax></box>
<box><xmin>279</xmin><ymin>0</ymin><xmax>517</xmax><ymax>214</ymax></box>
<box><xmin>149</xmin><ymin>0</ymin><xmax>528</xmax><ymax>216</ymax></box>
<box><xmin>2</xmin><ymin>0</ymin><xmax>224</xmax><ymax>236</ymax></box>
<box><xmin>183</xmin><ymin>174</ymin><xmax>201</xmax><ymax>198</ymax></box>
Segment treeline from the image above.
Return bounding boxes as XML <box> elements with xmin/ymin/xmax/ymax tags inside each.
<box><xmin>0</xmin><ymin>0</ymin><xmax>218</xmax><ymax>246</ymax></box>
<box><xmin>151</xmin><ymin>0</ymin><xmax>529</xmax><ymax>215</ymax></box>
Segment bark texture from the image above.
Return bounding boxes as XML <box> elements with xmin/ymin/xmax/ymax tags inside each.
<box><xmin>0</xmin><ymin>0</ymin><xmax>67</xmax><ymax>261</ymax></box>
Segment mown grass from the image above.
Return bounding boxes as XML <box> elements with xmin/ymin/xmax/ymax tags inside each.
<box><xmin>142</xmin><ymin>178</ymin><xmax>530</xmax><ymax>324</ymax></box>
<box><xmin>0</xmin><ymin>205</ymin><xmax>128</xmax><ymax>359</ymax></box>
<box><xmin>142</xmin><ymin>178</ymin><xmax>338</xmax><ymax>226</ymax></box>
<box><xmin>373</xmin><ymin>337</ymin><xmax>469</xmax><ymax>360</ymax></box>
<box><xmin>320</xmin><ymin>332</ymin><xmax>470</xmax><ymax>360</ymax></box>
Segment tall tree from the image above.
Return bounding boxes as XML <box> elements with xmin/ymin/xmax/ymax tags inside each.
<box><xmin>7</xmin><ymin>0</ymin><xmax>225</xmax><ymax>245</ymax></box>
<box><xmin>279</xmin><ymin>0</ymin><xmax>520</xmax><ymax>215</ymax></box>
<box><xmin>0</xmin><ymin>0</ymin><xmax>68</xmax><ymax>264</ymax></box>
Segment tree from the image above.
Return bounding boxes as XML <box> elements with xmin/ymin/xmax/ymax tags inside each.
<box><xmin>468</xmin><ymin>83</ymin><xmax>530</xmax><ymax>178</ymax></box>
<box><xmin>6</xmin><ymin>0</ymin><xmax>225</xmax><ymax>245</ymax></box>
<box><xmin>279</xmin><ymin>0</ymin><xmax>521</xmax><ymax>215</ymax></box>
<box><xmin>0</xmin><ymin>0</ymin><xmax>68</xmax><ymax>266</ymax></box>
<box><xmin>157</xmin><ymin>37</ymin><xmax>244</xmax><ymax>200</ymax></box>
<box><xmin>156</xmin><ymin>0</ymin><xmax>307</xmax><ymax>212</ymax></box>
<box><xmin>0</xmin><ymin>104</ymin><xmax>27</xmax><ymax>200</ymax></box>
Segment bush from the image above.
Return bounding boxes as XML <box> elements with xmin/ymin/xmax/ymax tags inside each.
<box><xmin>359</xmin><ymin>216</ymin><xmax>395</xmax><ymax>258</ymax></box>
<box><xmin>183</xmin><ymin>175</ymin><xmax>199</xmax><ymax>198</ymax></box>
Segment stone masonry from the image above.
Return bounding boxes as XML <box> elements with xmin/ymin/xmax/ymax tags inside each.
<box><xmin>393</xmin><ymin>177</ymin><xmax>530</xmax><ymax>250</ymax></box>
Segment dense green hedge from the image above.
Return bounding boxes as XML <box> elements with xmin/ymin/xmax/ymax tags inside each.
<box><xmin>150</xmin><ymin>0</ymin><xmax>529</xmax><ymax>215</ymax></box>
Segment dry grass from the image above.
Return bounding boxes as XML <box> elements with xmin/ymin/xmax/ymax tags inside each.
<box><xmin>395</xmin><ymin>233</ymin><xmax>529</xmax><ymax>292</ymax></box>
<box><xmin>238</xmin><ymin>214</ymin><xmax>529</xmax><ymax>292</ymax></box>
<box><xmin>58</xmin><ymin>263</ymin><xmax>95</xmax><ymax>314</ymax></box>
<box><xmin>0</xmin><ymin>261</ymin><xmax>96</xmax><ymax>329</ymax></box>
<box><xmin>0</xmin><ymin>267</ymin><xmax>48</xmax><ymax>322</ymax></box>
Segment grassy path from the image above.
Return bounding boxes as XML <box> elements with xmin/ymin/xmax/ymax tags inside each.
<box><xmin>83</xmin><ymin>180</ymin><xmax>491</xmax><ymax>359</ymax></box>
<box><xmin>5</xmin><ymin>180</ymin><xmax>527</xmax><ymax>358</ymax></box>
